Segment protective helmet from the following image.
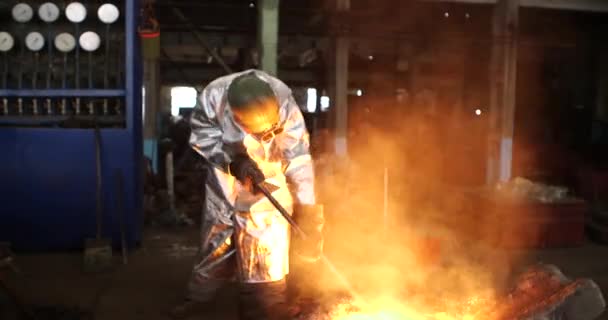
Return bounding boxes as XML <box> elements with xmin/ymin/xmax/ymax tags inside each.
<box><xmin>227</xmin><ymin>72</ymin><xmax>280</xmax><ymax>134</ymax></box>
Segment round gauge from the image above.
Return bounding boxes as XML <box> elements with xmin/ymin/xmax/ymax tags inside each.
<box><xmin>25</xmin><ymin>32</ymin><xmax>45</xmax><ymax>52</ymax></box>
<box><xmin>0</xmin><ymin>32</ymin><xmax>15</xmax><ymax>52</ymax></box>
<box><xmin>79</xmin><ymin>31</ymin><xmax>100</xmax><ymax>52</ymax></box>
<box><xmin>54</xmin><ymin>33</ymin><xmax>76</xmax><ymax>53</ymax></box>
<box><xmin>98</xmin><ymin>3</ymin><xmax>120</xmax><ymax>24</ymax></box>
<box><xmin>65</xmin><ymin>2</ymin><xmax>87</xmax><ymax>23</ymax></box>
<box><xmin>38</xmin><ymin>2</ymin><xmax>61</xmax><ymax>23</ymax></box>
<box><xmin>12</xmin><ymin>3</ymin><xmax>34</xmax><ymax>23</ymax></box>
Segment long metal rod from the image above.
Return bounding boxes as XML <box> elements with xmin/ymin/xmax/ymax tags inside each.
<box><xmin>170</xmin><ymin>7</ymin><xmax>232</xmax><ymax>74</ymax></box>
<box><xmin>115</xmin><ymin>169</ymin><xmax>128</xmax><ymax>265</ymax></box>
<box><xmin>46</xmin><ymin>26</ymin><xmax>53</xmax><ymax>115</ymax></box>
<box><xmin>103</xmin><ymin>24</ymin><xmax>111</xmax><ymax>115</ymax></box>
<box><xmin>2</xmin><ymin>53</ymin><xmax>7</xmax><ymax>115</ymax></box>
<box><xmin>88</xmin><ymin>52</ymin><xmax>95</xmax><ymax>115</ymax></box>
<box><xmin>61</xmin><ymin>53</ymin><xmax>68</xmax><ymax>115</ymax></box>
<box><xmin>0</xmin><ymin>89</ymin><xmax>126</xmax><ymax>98</ymax></box>
<box><xmin>74</xmin><ymin>24</ymin><xmax>81</xmax><ymax>115</ymax></box>
<box><xmin>32</xmin><ymin>53</ymin><xmax>39</xmax><ymax>115</ymax></box>
<box><xmin>94</xmin><ymin>125</ymin><xmax>103</xmax><ymax>240</ymax></box>
<box><xmin>115</xmin><ymin>35</ymin><xmax>123</xmax><ymax>114</ymax></box>
<box><xmin>16</xmin><ymin>44</ymin><xmax>23</xmax><ymax>115</ymax></box>
<box><xmin>255</xmin><ymin>183</ymin><xmax>367</xmax><ymax>307</ymax></box>
<box><xmin>75</xmin><ymin>24</ymin><xmax>80</xmax><ymax>89</ymax></box>
<box><xmin>2</xmin><ymin>53</ymin><xmax>7</xmax><ymax>89</ymax></box>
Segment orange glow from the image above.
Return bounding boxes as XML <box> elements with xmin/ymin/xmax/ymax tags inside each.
<box><xmin>238</xmin><ymin>95</ymin><xmax>540</xmax><ymax>318</ymax></box>
<box><xmin>306</xmin><ymin>103</ymin><xmax>535</xmax><ymax>320</ymax></box>
<box><xmin>326</xmin><ymin>293</ymin><xmax>498</xmax><ymax>320</ymax></box>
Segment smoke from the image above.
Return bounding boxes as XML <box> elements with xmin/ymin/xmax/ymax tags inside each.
<box><xmin>309</xmin><ymin>99</ymin><xmax>541</xmax><ymax>317</ymax></box>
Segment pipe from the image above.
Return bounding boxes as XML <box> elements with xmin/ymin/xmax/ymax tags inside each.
<box><xmin>166</xmin><ymin>150</ymin><xmax>175</xmax><ymax>213</ymax></box>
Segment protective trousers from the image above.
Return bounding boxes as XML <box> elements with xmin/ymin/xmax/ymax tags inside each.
<box><xmin>187</xmin><ymin>164</ymin><xmax>293</xmax><ymax>319</ymax></box>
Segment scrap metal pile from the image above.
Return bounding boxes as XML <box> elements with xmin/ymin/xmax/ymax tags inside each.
<box><xmin>489</xmin><ymin>265</ymin><xmax>605</xmax><ymax>320</ymax></box>
<box><xmin>495</xmin><ymin>177</ymin><xmax>574</xmax><ymax>204</ymax></box>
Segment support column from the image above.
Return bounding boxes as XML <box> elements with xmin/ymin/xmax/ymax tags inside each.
<box><xmin>258</xmin><ymin>0</ymin><xmax>279</xmax><ymax>75</ymax></box>
<box><xmin>596</xmin><ymin>43</ymin><xmax>608</xmax><ymax>122</ymax></box>
<box><xmin>142</xmin><ymin>32</ymin><xmax>161</xmax><ymax>172</ymax></box>
<box><xmin>487</xmin><ymin>0</ymin><xmax>519</xmax><ymax>184</ymax></box>
<box><xmin>160</xmin><ymin>85</ymin><xmax>172</xmax><ymax>114</ymax></box>
<box><xmin>333</xmin><ymin>0</ymin><xmax>350</xmax><ymax>156</ymax></box>
<box><xmin>143</xmin><ymin>60</ymin><xmax>159</xmax><ymax>138</ymax></box>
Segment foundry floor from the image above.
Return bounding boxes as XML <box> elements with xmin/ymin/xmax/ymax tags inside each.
<box><xmin>6</xmin><ymin>226</ymin><xmax>608</xmax><ymax>320</ymax></box>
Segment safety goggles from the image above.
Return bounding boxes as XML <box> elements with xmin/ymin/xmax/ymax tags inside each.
<box><xmin>256</xmin><ymin>123</ymin><xmax>284</xmax><ymax>143</ymax></box>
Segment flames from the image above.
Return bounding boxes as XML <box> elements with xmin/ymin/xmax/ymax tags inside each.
<box><xmin>326</xmin><ymin>293</ymin><xmax>498</xmax><ymax>320</ymax></box>
<box><xmin>303</xmin><ymin>110</ymin><xmax>530</xmax><ymax>320</ymax></box>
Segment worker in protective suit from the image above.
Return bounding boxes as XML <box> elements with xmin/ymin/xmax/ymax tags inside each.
<box><xmin>171</xmin><ymin>70</ymin><xmax>324</xmax><ymax>320</ymax></box>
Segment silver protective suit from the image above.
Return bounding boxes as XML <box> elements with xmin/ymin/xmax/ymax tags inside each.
<box><xmin>187</xmin><ymin>70</ymin><xmax>315</xmax><ymax>301</ymax></box>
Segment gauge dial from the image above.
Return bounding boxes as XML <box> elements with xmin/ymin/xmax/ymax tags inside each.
<box><xmin>12</xmin><ymin>3</ymin><xmax>34</xmax><ymax>23</ymax></box>
<box><xmin>65</xmin><ymin>2</ymin><xmax>87</xmax><ymax>23</ymax></box>
<box><xmin>79</xmin><ymin>31</ymin><xmax>100</xmax><ymax>52</ymax></box>
<box><xmin>25</xmin><ymin>32</ymin><xmax>45</xmax><ymax>52</ymax></box>
<box><xmin>0</xmin><ymin>32</ymin><xmax>15</xmax><ymax>52</ymax></box>
<box><xmin>38</xmin><ymin>2</ymin><xmax>61</xmax><ymax>23</ymax></box>
<box><xmin>98</xmin><ymin>3</ymin><xmax>120</xmax><ymax>24</ymax></box>
<box><xmin>54</xmin><ymin>33</ymin><xmax>76</xmax><ymax>53</ymax></box>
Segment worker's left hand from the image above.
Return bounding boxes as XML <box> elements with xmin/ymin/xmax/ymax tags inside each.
<box><xmin>292</xmin><ymin>204</ymin><xmax>324</xmax><ymax>263</ymax></box>
<box><xmin>229</xmin><ymin>154</ymin><xmax>266</xmax><ymax>190</ymax></box>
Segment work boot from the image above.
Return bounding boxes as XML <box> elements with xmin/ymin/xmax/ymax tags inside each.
<box><xmin>169</xmin><ymin>299</ymin><xmax>210</xmax><ymax>319</ymax></box>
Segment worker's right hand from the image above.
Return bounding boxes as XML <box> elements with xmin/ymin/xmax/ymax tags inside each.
<box><xmin>292</xmin><ymin>204</ymin><xmax>324</xmax><ymax>263</ymax></box>
<box><xmin>229</xmin><ymin>154</ymin><xmax>266</xmax><ymax>188</ymax></box>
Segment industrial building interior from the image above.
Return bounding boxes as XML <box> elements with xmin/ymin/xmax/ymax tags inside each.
<box><xmin>2</xmin><ymin>0</ymin><xmax>608</xmax><ymax>319</ymax></box>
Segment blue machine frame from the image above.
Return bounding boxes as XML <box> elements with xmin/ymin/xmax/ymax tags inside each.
<box><xmin>0</xmin><ymin>0</ymin><xmax>143</xmax><ymax>251</ymax></box>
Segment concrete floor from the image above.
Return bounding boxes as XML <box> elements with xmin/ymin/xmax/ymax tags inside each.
<box><xmin>4</xmin><ymin>226</ymin><xmax>608</xmax><ymax>320</ymax></box>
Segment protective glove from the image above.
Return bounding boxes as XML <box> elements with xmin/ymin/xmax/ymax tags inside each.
<box><xmin>291</xmin><ymin>204</ymin><xmax>324</xmax><ymax>263</ymax></box>
<box><xmin>229</xmin><ymin>154</ymin><xmax>266</xmax><ymax>189</ymax></box>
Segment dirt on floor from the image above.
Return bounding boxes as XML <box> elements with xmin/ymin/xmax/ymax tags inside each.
<box><xmin>2</xmin><ymin>226</ymin><xmax>608</xmax><ymax>320</ymax></box>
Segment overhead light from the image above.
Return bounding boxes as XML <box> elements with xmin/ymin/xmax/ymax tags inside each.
<box><xmin>249</xmin><ymin>2</ymin><xmax>255</xmax><ymax>8</ymax></box>
<box><xmin>356</xmin><ymin>89</ymin><xmax>363</xmax><ymax>97</ymax></box>
<box><xmin>320</xmin><ymin>96</ymin><xmax>330</xmax><ymax>111</ymax></box>
<box><xmin>465</xmin><ymin>13</ymin><xmax>471</xmax><ymax>19</ymax></box>
<box><xmin>306</xmin><ymin>88</ymin><xmax>317</xmax><ymax>113</ymax></box>
<box><xmin>368</xmin><ymin>55</ymin><xmax>374</xmax><ymax>61</ymax></box>
<box><xmin>444</xmin><ymin>12</ymin><xmax>450</xmax><ymax>18</ymax></box>
<box><xmin>475</xmin><ymin>108</ymin><xmax>482</xmax><ymax>116</ymax></box>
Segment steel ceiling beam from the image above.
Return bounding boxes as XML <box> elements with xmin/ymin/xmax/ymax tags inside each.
<box><xmin>419</xmin><ymin>0</ymin><xmax>497</xmax><ymax>3</ymax></box>
<box><xmin>521</xmin><ymin>0</ymin><xmax>608</xmax><ymax>12</ymax></box>
<box><xmin>170</xmin><ymin>7</ymin><xmax>233</xmax><ymax>74</ymax></box>
<box><xmin>419</xmin><ymin>0</ymin><xmax>608</xmax><ymax>12</ymax></box>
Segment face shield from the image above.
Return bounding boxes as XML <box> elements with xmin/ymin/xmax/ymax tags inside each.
<box><xmin>228</xmin><ymin>73</ymin><xmax>283</xmax><ymax>141</ymax></box>
<box><xmin>232</xmin><ymin>97</ymin><xmax>281</xmax><ymax>134</ymax></box>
